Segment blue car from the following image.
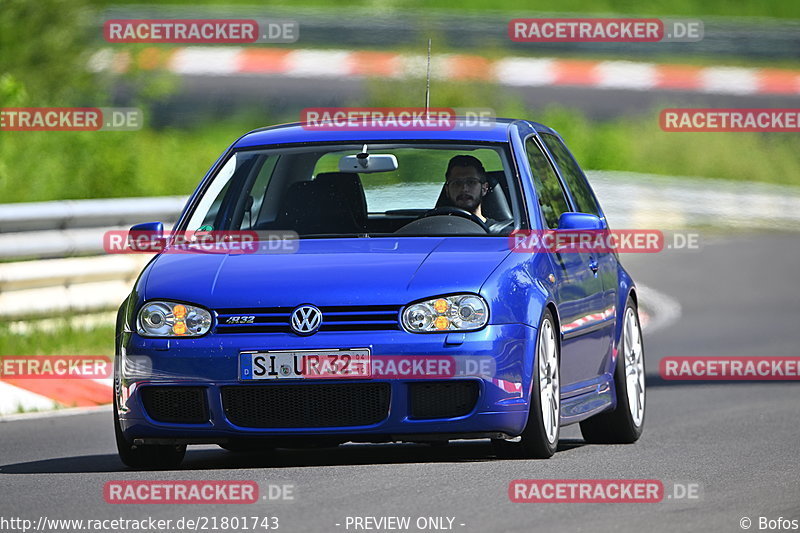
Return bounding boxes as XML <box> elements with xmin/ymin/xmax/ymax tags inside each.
<box><xmin>114</xmin><ymin>118</ymin><xmax>646</xmax><ymax>468</ymax></box>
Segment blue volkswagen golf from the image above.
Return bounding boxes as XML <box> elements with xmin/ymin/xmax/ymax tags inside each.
<box><xmin>114</xmin><ymin>118</ymin><xmax>646</xmax><ymax>468</ymax></box>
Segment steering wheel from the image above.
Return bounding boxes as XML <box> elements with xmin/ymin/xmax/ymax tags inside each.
<box><xmin>419</xmin><ymin>207</ymin><xmax>490</xmax><ymax>233</ymax></box>
<box><xmin>487</xmin><ymin>219</ymin><xmax>514</xmax><ymax>235</ymax></box>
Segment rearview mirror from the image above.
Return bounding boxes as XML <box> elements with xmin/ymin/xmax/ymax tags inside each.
<box><xmin>339</xmin><ymin>153</ymin><xmax>398</xmax><ymax>173</ymax></box>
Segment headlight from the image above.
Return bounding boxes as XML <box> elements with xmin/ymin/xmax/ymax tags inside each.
<box><xmin>137</xmin><ymin>301</ymin><xmax>212</xmax><ymax>337</ymax></box>
<box><xmin>402</xmin><ymin>294</ymin><xmax>488</xmax><ymax>333</ymax></box>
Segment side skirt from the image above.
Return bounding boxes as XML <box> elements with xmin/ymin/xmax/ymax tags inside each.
<box><xmin>559</xmin><ymin>373</ymin><xmax>615</xmax><ymax>426</ymax></box>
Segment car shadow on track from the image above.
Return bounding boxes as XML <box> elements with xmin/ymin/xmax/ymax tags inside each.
<box><xmin>0</xmin><ymin>439</ymin><xmax>587</xmax><ymax>474</ymax></box>
<box><xmin>644</xmin><ymin>375</ymin><xmax>785</xmax><ymax>388</ymax></box>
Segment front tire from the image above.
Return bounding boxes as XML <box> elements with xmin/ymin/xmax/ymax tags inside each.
<box><xmin>580</xmin><ymin>296</ymin><xmax>645</xmax><ymax>444</ymax></box>
<box><xmin>114</xmin><ymin>396</ymin><xmax>186</xmax><ymax>470</ymax></box>
<box><xmin>495</xmin><ymin>308</ymin><xmax>560</xmax><ymax>459</ymax></box>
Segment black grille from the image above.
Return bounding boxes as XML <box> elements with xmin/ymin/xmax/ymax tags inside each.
<box><xmin>408</xmin><ymin>381</ymin><xmax>479</xmax><ymax>419</ymax></box>
<box><xmin>221</xmin><ymin>383</ymin><xmax>391</xmax><ymax>428</ymax></box>
<box><xmin>215</xmin><ymin>305</ymin><xmax>401</xmax><ymax>334</ymax></box>
<box><xmin>140</xmin><ymin>387</ymin><xmax>208</xmax><ymax>424</ymax></box>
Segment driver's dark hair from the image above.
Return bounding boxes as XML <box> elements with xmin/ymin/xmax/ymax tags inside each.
<box><xmin>445</xmin><ymin>155</ymin><xmax>486</xmax><ymax>181</ymax></box>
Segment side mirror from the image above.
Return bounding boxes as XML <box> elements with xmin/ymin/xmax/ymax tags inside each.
<box><xmin>557</xmin><ymin>212</ymin><xmax>603</xmax><ymax>231</ymax></box>
<box><xmin>128</xmin><ymin>222</ymin><xmax>165</xmax><ymax>252</ymax></box>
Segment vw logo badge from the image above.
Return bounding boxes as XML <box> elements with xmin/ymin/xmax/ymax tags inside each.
<box><xmin>290</xmin><ymin>305</ymin><xmax>322</xmax><ymax>335</ymax></box>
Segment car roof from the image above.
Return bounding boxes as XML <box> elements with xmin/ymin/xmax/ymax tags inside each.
<box><xmin>232</xmin><ymin>117</ymin><xmax>559</xmax><ymax>148</ymax></box>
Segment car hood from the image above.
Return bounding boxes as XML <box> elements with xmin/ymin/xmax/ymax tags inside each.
<box><xmin>142</xmin><ymin>237</ymin><xmax>512</xmax><ymax>308</ymax></box>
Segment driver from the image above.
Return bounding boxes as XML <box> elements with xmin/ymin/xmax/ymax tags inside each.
<box><xmin>443</xmin><ymin>155</ymin><xmax>500</xmax><ymax>228</ymax></box>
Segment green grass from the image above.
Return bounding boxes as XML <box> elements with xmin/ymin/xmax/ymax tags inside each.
<box><xmin>88</xmin><ymin>0</ymin><xmax>800</xmax><ymax>20</ymax></box>
<box><xmin>368</xmin><ymin>78</ymin><xmax>800</xmax><ymax>186</ymax></box>
<box><xmin>536</xmin><ymin>107</ymin><xmax>800</xmax><ymax>186</ymax></box>
<box><xmin>0</xmin><ymin>119</ymin><xmax>260</xmax><ymax>203</ymax></box>
<box><xmin>0</xmin><ymin>323</ymin><xmax>115</xmax><ymax>357</ymax></box>
<box><xmin>2</xmin><ymin>97</ymin><xmax>800</xmax><ymax>206</ymax></box>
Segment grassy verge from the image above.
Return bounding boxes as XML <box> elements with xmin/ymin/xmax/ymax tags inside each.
<box><xmin>536</xmin><ymin>107</ymin><xmax>800</xmax><ymax>186</ymax></box>
<box><xmin>0</xmin><ymin>323</ymin><xmax>115</xmax><ymax>357</ymax></box>
<box><xmin>2</xmin><ymin>98</ymin><xmax>799</xmax><ymax>205</ymax></box>
<box><xmin>0</xmin><ymin>119</ymin><xmax>259</xmax><ymax>203</ymax></box>
<box><xmin>89</xmin><ymin>0</ymin><xmax>800</xmax><ymax>20</ymax></box>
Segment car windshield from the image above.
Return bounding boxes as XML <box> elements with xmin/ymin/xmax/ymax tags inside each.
<box><xmin>182</xmin><ymin>142</ymin><xmax>522</xmax><ymax>237</ymax></box>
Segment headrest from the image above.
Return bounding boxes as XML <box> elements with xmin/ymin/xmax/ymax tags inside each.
<box><xmin>314</xmin><ymin>172</ymin><xmax>368</xmax><ymax>227</ymax></box>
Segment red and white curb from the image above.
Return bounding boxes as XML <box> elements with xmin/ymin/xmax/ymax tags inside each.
<box><xmin>90</xmin><ymin>47</ymin><xmax>800</xmax><ymax>96</ymax></box>
<box><xmin>0</xmin><ymin>377</ymin><xmax>112</xmax><ymax>417</ymax></box>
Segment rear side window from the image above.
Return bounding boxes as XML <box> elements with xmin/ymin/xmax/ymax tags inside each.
<box><xmin>541</xmin><ymin>133</ymin><xmax>601</xmax><ymax>217</ymax></box>
<box><xmin>525</xmin><ymin>137</ymin><xmax>569</xmax><ymax>229</ymax></box>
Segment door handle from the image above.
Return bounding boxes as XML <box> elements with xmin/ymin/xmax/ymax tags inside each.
<box><xmin>589</xmin><ymin>258</ymin><xmax>599</xmax><ymax>274</ymax></box>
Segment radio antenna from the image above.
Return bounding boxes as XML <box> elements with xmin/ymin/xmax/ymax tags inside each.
<box><xmin>425</xmin><ymin>38</ymin><xmax>431</xmax><ymax>118</ymax></box>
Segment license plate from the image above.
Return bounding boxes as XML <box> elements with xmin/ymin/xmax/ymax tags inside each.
<box><xmin>239</xmin><ymin>349</ymin><xmax>371</xmax><ymax>380</ymax></box>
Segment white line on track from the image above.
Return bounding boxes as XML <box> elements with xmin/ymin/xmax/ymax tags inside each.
<box><xmin>0</xmin><ymin>403</ymin><xmax>111</xmax><ymax>423</ymax></box>
<box><xmin>637</xmin><ymin>283</ymin><xmax>682</xmax><ymax>334</ymax></box>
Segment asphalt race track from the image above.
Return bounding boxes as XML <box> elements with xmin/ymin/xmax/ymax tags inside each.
<box><xmin>1</xmin><ymin>232</ymin><xmax>798</xmax><ymax>532</ymax></box>
<box><xmin>146</xmin><ymin>75</ymin><xmax>800</xmax><ymax>124</ymax></box>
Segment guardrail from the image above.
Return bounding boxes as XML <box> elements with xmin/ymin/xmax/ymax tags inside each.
<box><xmin>0</xmin><ymin>196</ymin><xmax>185</xmax><ymax>321</ymax></box>
<box><xmin>0</xmin><ymin>196</ymin><xmax>185</xmax><ymax>259</ymax></box>
<box><xmin>1</xmin><ymin>173</ymin><xmax>799</xmax><ymax>322</ymax></box>
<box><xmin>0</xmin><ymin>255</ymin><xmax>151</xmax><ymax>320</ymax></box>
<box><xmin>102</xmin><ymin>7</ymin><xmax>800</xmax><ymax>61</ymax></box>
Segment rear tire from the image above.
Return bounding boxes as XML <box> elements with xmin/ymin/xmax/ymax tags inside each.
<box><xmin>114</xmin><ymin>397</ymin><xmax>185</xmax><ymax>470</ymax></box>
<box><xmin>495</xmin><ymin>308</ymin><xmax>560</xmax><ymax>459</ymax></box>
<box><xmin>580</xmin><ymin>296</ymin><xmax>645</xmax><ymax>444</ymax></box>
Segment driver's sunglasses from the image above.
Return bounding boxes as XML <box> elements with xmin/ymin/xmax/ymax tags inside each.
<box><xmin>446</xmin><ymin>178</ymin><xmax>485</xmax><ymax>188</ymax></box>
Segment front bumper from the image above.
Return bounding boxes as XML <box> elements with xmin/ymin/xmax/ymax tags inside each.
<box><xmin>116</xmin><ymin>324</ymin><xmax>536</xmax><ymax>442</ymax></box>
